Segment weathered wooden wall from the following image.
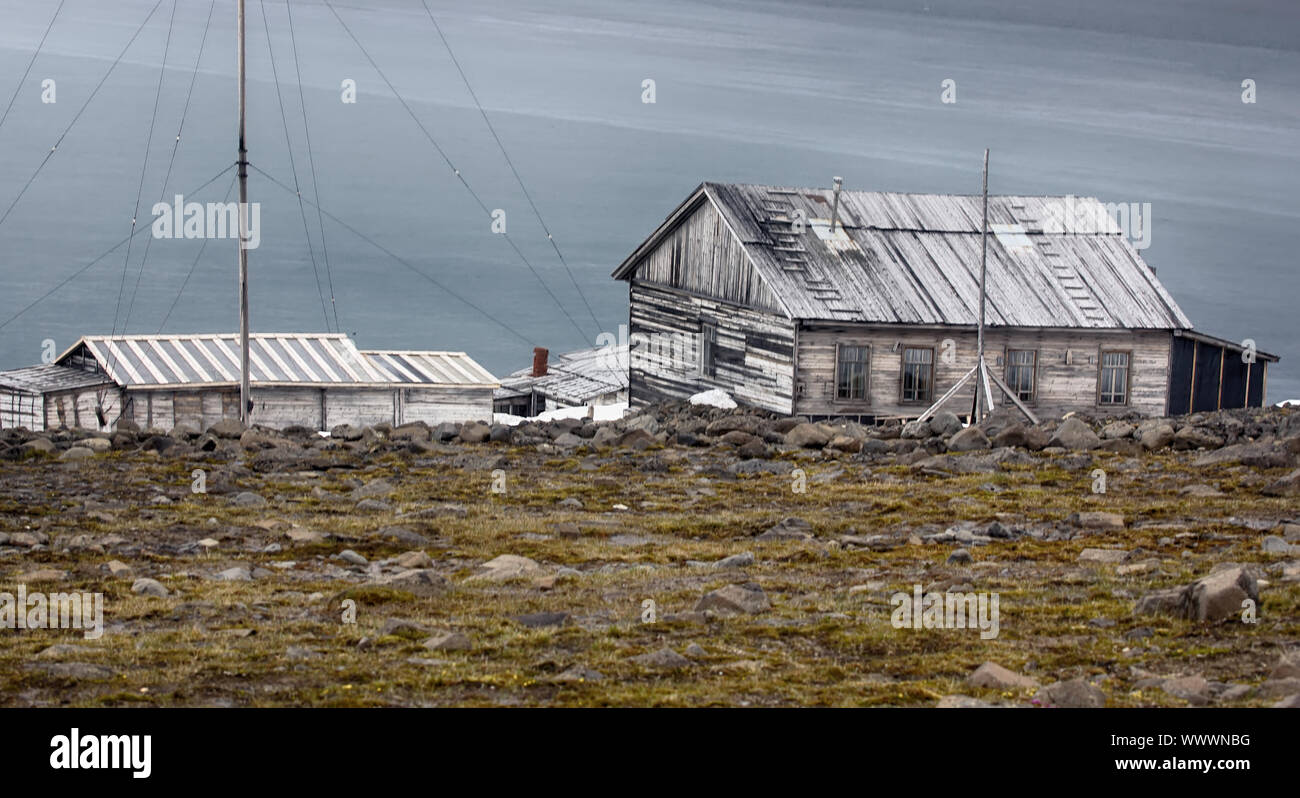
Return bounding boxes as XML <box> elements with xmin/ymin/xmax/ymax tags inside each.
<box><xmin>628</xmin><ymin>281</ymin><xmax>796</xmax><ymax>414</ymax></box>
<box><xmin>794</xmin><ymin>324</ymin><xmax>1173</xmax><ymax>419</ymax></box>
<box><xmin>0</xmin><ymin>389</ymin><xmax>43</xmax><ymax>431</ymax></box>
<box><xmin>629</xmin><ymin>198</ymin><xmax>783</xmax><ymax>313</ymax></box>
<box><xmin>402</xmin><ymin>386</ymin><xmax>494</xmax><ymax>425</ymax></box>
<box><xmin>42</xmin><ymin>388</ymin><xmax>123</xmax><ymax>432</ymax></box>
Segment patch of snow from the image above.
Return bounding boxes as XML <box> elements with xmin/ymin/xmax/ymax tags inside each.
<box><xmin>688</xmin><ymin>388</ymin><xmax>737</xmax><ymax>409</ymax></box>
<box><xmin>493</xmin><ymin>402</ymin><xmax>629</xmax><ymax>427</ymax></box>
<box><xmin>1276</xmin><ymin>399</ymin><xmax>1300</xmax><ymax>408</ymax></box>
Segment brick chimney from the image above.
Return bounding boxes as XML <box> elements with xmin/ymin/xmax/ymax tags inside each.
<box><xmin>531</xmin><ymin>347</ymin><xmax>549</xmax><ymax>377</ymax></box>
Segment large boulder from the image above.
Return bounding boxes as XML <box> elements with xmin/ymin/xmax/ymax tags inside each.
<box><xmin>1262</xmin><ymin>468</ymin><xmax>1300</xmax><ymax>497</ymax></box>
<box><xmin>785</xmin><ymin>423</ymin><xmax>831</xmax><ymax>449</ymax></box>
<box><xmin>1194</xmin><ymin>442</ymin><xmax>1291</xmax><ymax>469</ymax></box>
<box><xmin>947</xmin><ymin>427</ymin><xmax>991</xmax><ymax>452</ymax></box>
<box><xmin>1134</xmin><ymin>564</ymin><xmax>1260</xmax><ymax>622</ymax></box>
<box><xmin>1139</xmin><ymin>423</ymin><xmax>1175</xmax><ymax>451</ymax></box>
<box><xmin>207</xmin><ymin>418</ymin><xmax>245</xmax><ymax>439</ymax></box>
<box><xmin>1173</xmin><ymin>425</ymin><xmax>1224</xmax><ymax>450</ymax></box>
<box><xmin>1049</xmin><ymin>417</ymin><xmax>1101</xmax><ymax>450</ymax></box>
<box><xmin>458</xmin><ymin>422</ymin><xmax>491</xmax><ymax>443</ymax></box>
<box><xmin>928</xmin><ymin>411</ymin><xmax>962</xmax><ymax>437</ymax></box>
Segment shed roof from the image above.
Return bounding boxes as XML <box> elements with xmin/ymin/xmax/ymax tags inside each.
<box><xmin>55</xmin><ymin>334</ymin><xmax>498</xmax><ymax>389</ymax></box>
<box><xmin>614</xmin><ymin>182</ymin><xmax>1193</xmax><ymax>330</ymax></box>
<box><xmin>0</xmin><ymin>364</ymin><xmax>115</xmax><ymax>394</ymax></box>
<box><xmin>497</xmin><ymin>344</ymin><xmax>628</xmax><ymax>406</ymax></box>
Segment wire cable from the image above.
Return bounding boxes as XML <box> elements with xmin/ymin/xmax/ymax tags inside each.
<box><xmin>321</xmin><ymin>0</ymin><xmax>593</xmax><ymax>345</ymax></box>
<box><xmin>122</xmin><ymin>0</ymin><xmax>219</xmax><ymax>334</ymax></box>
<box><xmin>286</xmin><ymin>0</ymin><xmax>341</xmax><ymax>333</ymax></box>
<box><xmin>421</xmin><ymin>1</ymin><xmax>605</xmax><ymax>333</ymax></box>
<box><xmin>0</xmin><ymin>0</ymin><xmax>166</xmax><ymax>233</ymax></box>
<box><xmin>157</xmin><ymin>172</ymin><xmax>238</xmax><ymax>332</ymax></box>
<box><xmin>250</xmin><ymin>161</ymin><xmax>534</xmax><ymax>347</ymax></box>
<box><xmin>0</xmin><ymin>0</ymin><xmax>67</xmax><ymax>138</ymax></box>
<box><xmin>259</xmin><ymin>0</ymin><xmax>333</xmax><ymax>330</ymax></box>
<box><xmin>0</xmin><ymin>161</ymin><xmax>236</xmax><ymax>332</ymax></box>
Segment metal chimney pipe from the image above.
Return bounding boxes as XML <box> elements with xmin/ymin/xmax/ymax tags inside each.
<box><xmin>830</xmin><ymin>176</ymin><xmax>843</xmax><ymax>231</ymax></box>
<box><xmin>532</xmin><ymin>347</ymin><xmax>549</xmax><ymax>377</ymax></box>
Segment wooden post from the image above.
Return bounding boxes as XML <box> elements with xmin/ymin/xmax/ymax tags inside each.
<box><xmin>974</xmin><ymin>148</ymin><xmax>989</xmax><ymax>421</ymax></box>
<box><xmin>237</xmin><ymin>0</ymin><xmax>251</xmax><ymax>424</ymax></box>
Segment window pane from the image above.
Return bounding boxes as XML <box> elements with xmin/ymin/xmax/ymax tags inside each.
<box><xmin>902</xmin><ymin>347</ymin><xmax>933</xmax><ymax>401</ymax></box>
<box><xmin>836</xmin><ymin>346</ymin><xmax>869</xmax><ymax>399</ymax></box>
<box><xmin>1099</xmin><ymin>351</ymin><xmax>1129</xmax><ymax>404</ymax></box>
<box><xmin>1006</xmin><ymin>349</ymin><xmax>1036</xmax><ymax>401</ymax></box>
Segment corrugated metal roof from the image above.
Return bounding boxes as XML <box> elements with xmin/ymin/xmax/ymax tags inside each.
<box><xmin>55</xmin><ymin>334</ymin><xmax>497</xmax><ymax>388</ymax></box>
<box><xmin>361</xmin><ymin>350</ymin><xmax>499</xmax><ymax>386</ymax></box>
<box><xmin>615</xmin><ymin>182</ymin><xmax>1192</xmax><ymax>330</ymax></box>
<box><xmin>0</xmin><ymin>364</ymin><xmax>115</xmax><ymax>394</ymax></box>
<box><xmin>497</xmin><ymin>344</ymin><xmax>628</xmax><ymax>405</ymax></box>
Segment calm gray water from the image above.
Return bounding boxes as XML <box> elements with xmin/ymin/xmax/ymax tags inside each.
<box><xmin>1</xmin><ymin>0</ymin><xmax>1297</xmax><ymax>399</ymax></box>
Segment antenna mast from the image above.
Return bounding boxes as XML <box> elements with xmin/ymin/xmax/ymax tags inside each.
<box><xmin>237</xmin><ymin>0</ymin><xmax>251</xmax><ymax>424</ymax></box>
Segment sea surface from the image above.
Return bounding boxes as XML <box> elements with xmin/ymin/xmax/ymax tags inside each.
<box><xmin>1</xmin><ymin>0</ymin><xmax>1297</xmax><ymax>399</ymax></box>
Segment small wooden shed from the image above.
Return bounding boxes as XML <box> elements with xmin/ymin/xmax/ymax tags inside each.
<box><xmin>494</xmin><ymin>345</ymin><xmax>629</xmax><ymax>417</ymax></box>
<box><xmin>0</xmin><ymin>364</ymin><xmax>118</xmax><ymax>432</ymax></box>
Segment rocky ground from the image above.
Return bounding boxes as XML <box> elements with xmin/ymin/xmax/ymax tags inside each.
<box><xmin>1</xmin><ymin>402</ymin><xmax>1298</xmax><ymax>707</ymax></box>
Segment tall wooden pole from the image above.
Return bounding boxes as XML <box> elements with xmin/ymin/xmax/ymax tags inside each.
<box><xmin>975</xmin><ymin>148</ymin><xmax>989</xmax><ymax>421</ymax></box>
<box><xmin>237</xmin><ymin>0</ymin><xmax>251</xmax><ymax>424</ymax></box>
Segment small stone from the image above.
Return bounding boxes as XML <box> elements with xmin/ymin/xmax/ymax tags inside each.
<box><xmin>131</xmin><ymin>578</ymin><xmax>169</xmax><ymax>597</ymax></box>
<box><xmin>17</xmin><ymin>568</ymin><xmax>64</xmax><ymax>582</ymax></box>
<box><xmin>695</xmin><ymin>582</ymin><xmax>771</xmax><ymax>615</ymax></box>
<box><xmin>467</xmin><ymin>554</ymin><xmax>541</xmax><ymax>582</ymax></box>
<box><xmin>1262</xmin><ymin>535</ymin><xmax>1298</xmax><ymax>555</ymax></box>
<box><xmin>1161</xmin><ymin>675</ymin><xmax>1211</xmax><ymax>705</ymax></box>
<box><xmin>714</xmin><ymin>551</ymin><xmax>755</xmax><ymax>568</ymax></box>
<box><xmin>1079</xmin><ymin>548</ymin><xmax>1128</xmax><ymax>564</ymax></box>
<box><xmin>756</xmin><ymin>517</ymin><xmax>812</xmax><ymax>541</ymax></box>
<box><xmin>422</xmin><ymin>632</ymin><xmax>472</xmax><ymax>651</ymax></box>
<box><xmin>513</xmin><ymin>611</ymin><xmax>569</xmax><ymax>629</ymax></box>
<box><xmin>968</xmin><ymin>662</ymin><xmax>1039</xmax><ymax>690</ymax></box>
<box><xmin>285</xmin><ymin>528</ymin><xmax>324</xmax><ymax>543</ymax></box>
<box><xmin>339</xmin><ymin>549</ymin><xmax>368</xmax><ymax>566</ymax></box>
<box><xmin>379</xmin><ymin>619</ymin><xmax>431</xmax><ymax>638</ymax></box>
<box><xmin>554</xmin><ymin>665</ymin><xmax>604</xmax><ymax>682</ymax></box>
<box><xmin>230</xmin><ymin>492</ymin><xmax>267</xmax><ymax>508</ymax></box>
<box><xmin>936</xmin><ymin>695</ymin><xmax>993</xmax><ymax>708</ymax></box>
<box><xmin>1039</xmin><ymin>678</ymin><xmax>1106</xmax><ymax>708</ymax></box>
<box><xmin>629</xmin><ymin>647</ymin><xmax>692</xmax><ymax>669</ymax></box>
<box><xmin>106</xmin><ymin>560</ymin><xmax>134</xmax><ymax>578</ymax></box>
<box><xmin>394</xmin><ymin>550</ymin><xmax>433</xmax><ymax>569</ymax></box>
<box><xmin>1069</xmin><ymin>511</ymin><xmax>1125</xmax><ymax>530</ymax></box>
<box><xmin>946</xmin><ymin>548</ymin><xmax>972</xmax><ymax>565</ymax></box>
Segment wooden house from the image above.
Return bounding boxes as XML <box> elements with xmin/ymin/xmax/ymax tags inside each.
<box><xmin>611</xmin><ymin>182</ymin><xmax>1278</xmax><ymax>420</ymax></box>
<box><xmin>0</xmin><ymin>333</ymin><xmax>498</xmax><ymax>432</ymax></box>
